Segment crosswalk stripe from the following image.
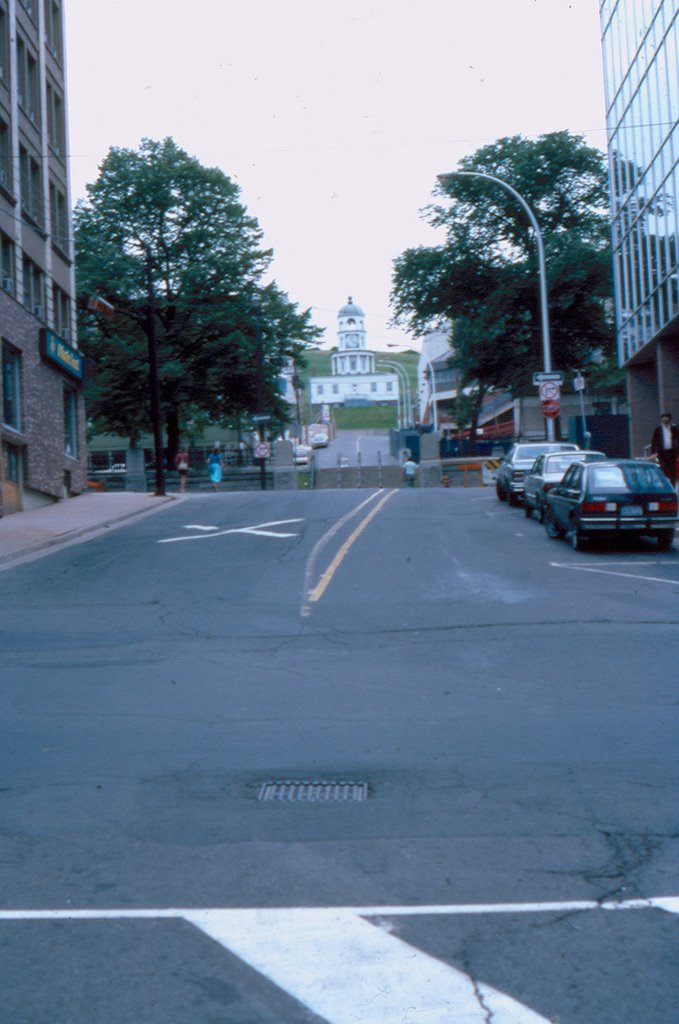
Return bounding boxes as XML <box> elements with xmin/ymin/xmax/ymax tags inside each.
<box><xmin>184</xmin><ymin>907</ymin><xmax>550</xmax><ymax>1024</ymax></box>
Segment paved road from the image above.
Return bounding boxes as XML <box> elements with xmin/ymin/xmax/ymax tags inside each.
<box><xmin>2</xmin><ymin>488</ymin><xmax>678</xmax><ymax>1022</ymax></box>
<box><xmin>311</xmin><ymin>429</ymin><xmax>399</xmax><ymax>469</ymax></box>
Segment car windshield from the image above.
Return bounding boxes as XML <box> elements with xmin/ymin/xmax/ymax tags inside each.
<box><xmin>515</xmin><ymin>444</ymin><xmax>575</xmax><ymax>460</ymax></box>
<box><xmin>587</xmin><ymin>463</ymin><xmax>670</xmax><ymax>493</ymax></box>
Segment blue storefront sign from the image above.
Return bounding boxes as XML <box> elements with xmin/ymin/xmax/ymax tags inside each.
<box><xmin>40</xmin><ymin>329</ymin><xmax>84</xmax><ymax>381</ymax></box>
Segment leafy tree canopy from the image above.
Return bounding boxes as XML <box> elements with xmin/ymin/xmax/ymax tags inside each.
<box><xmin>75</xmin><ymin>137</ymin><xmax>320</xmax><ymax>447</ymax></box>
<box><xmin>391</xmin><ymin>132</ymin><xmax>618</xmax><ymax>431</ymax></box>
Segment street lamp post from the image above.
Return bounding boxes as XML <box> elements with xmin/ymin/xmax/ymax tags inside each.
<box><xmin>377</xmin><ymin>359</ymin><xmax>410</xmax><ymax>429</ymax></box>
<box><xmin>437</xmin><ymin>170</ymin><xmax>555</xmax><ymax>441</ymax></box>
<box><xmin>420</xmin><ymin>356</ymin><xmax>439</xmax><ymax>431</ymax></box>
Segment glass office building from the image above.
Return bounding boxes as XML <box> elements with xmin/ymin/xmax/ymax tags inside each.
<box><xmin>600</xmin><ymin>0</ymin><xmax>678</xmax><ymax>455</ymax></box>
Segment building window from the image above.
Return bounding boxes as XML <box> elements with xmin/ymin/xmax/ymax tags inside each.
<box><xmin>46</xmin><ymin>82</ymin><xmax>65</xmax><ymax>155</ymax></box>
<box><xmin>0</xmin><ymin>117</ymin><xmax>12</xmax><ymax>193</ymax></box>
<box><xmin>49</xmin><ymin>181</ymin><xmax>68</xmax><ymax>252</ymax></box>
<box><xmin>371</xmin><ymin>382</ymin><xmax>377</xmax><ymax>392</ymax></box>
<box><xmin>2</xmin><ymin>341</ymin><xmax>22</xmax><ymax>431</ymax></box>
<box><xmin>332</xmin><ymin>383</ymin><xmax>338</xmax><ymax>394</ymax></box>
<box><xmin>317</xmin><ymin>384</ymin><xmax>324</xmax><ymax>396</ymax></box>
<box><xmin>63</xmin><ymin>385</ymin><xmax>77</xmax><ymax>457</ymax></box>
<box><xmin>386</xmin><ymin>382</ymin><xmax>393</xmax><ymax>392</ymax></box>
<box><xmin>0</xmin><ymin>6</ymin><xmax>8</xmax><ymax>83</ymax></box>
<box><xmin>16</xmin><ymin>36</ymin><xmax>39</xmax><ymax>124</ymax></box>
<box><xmin>20</xmin><ymin>146</ymin><xmax>43</xmax><ymax>227</ymax></box>
<box><xmin>22</xmin><ymin>256</ymin><xmax>44</xmax><ymax>316</ymax></box>
<box><xmin>45</xmin><ymin>0</ymin><xmax>63</xmax><ymax>62</ymax></box>
<box><xmin>1</xmin><ymin>230</ymin><xmax>14</xmax><ymax>293</ymax></box>
<box><xmin>53</xmin><ymin>283</ymin><xmax>70</xmax><ymax>338</ymax></box>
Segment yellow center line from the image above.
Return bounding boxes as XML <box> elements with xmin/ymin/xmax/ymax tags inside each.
<box><xmin>307</xmin><ymin>490</ymin><xmax>396</xmax><ymax>605</ymax></box>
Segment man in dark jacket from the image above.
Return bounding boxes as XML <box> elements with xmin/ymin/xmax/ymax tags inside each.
<box><xmin>650</xmin><ymin>412</ymin><xmax>679</xmax><ymax>485</ymax></box>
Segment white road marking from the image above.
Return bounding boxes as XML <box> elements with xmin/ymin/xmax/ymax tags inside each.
<box><xmin>158</xmin><ymin>518</ymin><xmax>304</xmax><ymax>543</ymax></box>
<box><xmin>183</xmin><ymin>524</ymin><xmax>220</xmax><ymax>531</ymax></box>
<box><xmin>300</xmin><ymin>490</ymin><xmax>392</xmax><ymax>616</ymax></box>
<box><xmin>550</xmin><ymin>561</ymin><xmax>679</xmax><ymax>585</ymax></box>
<box><xmin>2</xmin><ymin>897</ymin><xmax>676</xmax><ymax>1023</ymax></box>
<box><xmin>185</xmin><ymin>907</ymin><xmax>549</xmax><ymax>1024</ymax></box>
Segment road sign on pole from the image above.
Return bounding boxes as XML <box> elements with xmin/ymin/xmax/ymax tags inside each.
<box><xmin>533</xmin><ymin>371</ymin><xmax>563</xmax><ymax>385</ymax></box>
<box><xmin>539</xmin><ymin>380</ymin><xmax>560</xmax><ymax>401</ymax></box>
<box><xmin>541</xmin><ymin>399</ymin><xmax>560</xmax><ymax>420</ymax></box>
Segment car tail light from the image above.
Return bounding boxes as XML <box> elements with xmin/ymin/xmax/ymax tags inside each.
<box><xmin>582</xmin><ymin>501</ymin><xmax>616</xmax><ymax>513</ymax></box>
<box><xmin>652</xmin><ymin>499</ymin><xmax>678</xmax><ymax>513</ymax></box>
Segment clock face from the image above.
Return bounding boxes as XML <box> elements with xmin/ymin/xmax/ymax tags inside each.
<box><xmin>345</xmin><ymin>335</ymin><xmax>359</xmax><ymax>349</ymax></box>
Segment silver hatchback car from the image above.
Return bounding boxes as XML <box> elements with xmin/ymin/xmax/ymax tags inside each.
<box><xmin>523</xmin><ymin>450</ymin><xmax>607</xmax><ymax>521</ymax></box>
<box><xmin>495</xmin><ymin>442</ymin><xmax>579</xmax><ymax>505</ymax></box>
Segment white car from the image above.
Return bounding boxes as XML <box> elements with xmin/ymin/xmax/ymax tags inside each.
<box><xmin>294</xmin><ymin>443</ymin><xmax>312</xmax><ymax>465</ymax></box>
<box><xmin>309</xmin><ymin>431</ymin><xmax>329</xmax><ymax>448</ymax></box>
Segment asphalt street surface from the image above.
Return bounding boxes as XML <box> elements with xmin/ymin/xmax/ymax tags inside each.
<box><xmin>2</xmin><ymin>487</ymin><xmax>678</xmax><ymax>1023</ymax></box>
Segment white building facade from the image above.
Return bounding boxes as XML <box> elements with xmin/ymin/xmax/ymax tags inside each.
<box><xmin>309</xmin><ymin>298</ymin><xmax>399</xmax><ymax>407</ymax></box>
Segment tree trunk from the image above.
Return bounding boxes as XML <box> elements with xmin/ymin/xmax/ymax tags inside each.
<box><xmin>166</xmin><ymin>409</ymin><xmax>180</xmax><ymax>467</ymax></box>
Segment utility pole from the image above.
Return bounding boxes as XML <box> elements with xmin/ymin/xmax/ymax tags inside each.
<box><xmin>253</xmin><ymin>298</ymin><xmax>267</xmax><ymax>491</ymax></box>
<box><xmin>145</xmin><ymin>250</ymin><xmax>166</xmax><ymax>496</ymax></box>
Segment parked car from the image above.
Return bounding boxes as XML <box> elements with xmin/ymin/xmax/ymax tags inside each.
<box><xmin>294</xmin><ymin>443</ymin><xmax>313</xmax><ymax>466</ymax></box>
<box><xmin>309</xmin><ymin>429</ymin><xmax>329</xmax><ymax>448</ymax></box>
<box><xmin>495</xmin><ymin>442</ymin><xmax>580</xmax><ymax>505</ymax></box>
<box><xmin>543</xmin><ymin>459</ymin><xmax>678</xmax><ymax>551</ymax></box>
<box><xmin>523</xmin><ymin>450</ymin><xmax>607</xmax><ymax>521</ymax></box>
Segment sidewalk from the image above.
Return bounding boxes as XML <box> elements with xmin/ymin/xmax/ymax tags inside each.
<box><xmin>0</xmin><ymin>491</ymin><xmax>179</xmax><ymax>568</ymax></box>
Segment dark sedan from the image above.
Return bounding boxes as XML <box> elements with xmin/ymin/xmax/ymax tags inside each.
<box><xmin>543</xmin><ymin>459</ymin><xmax>678</xmax><ymax>551</ymax></box>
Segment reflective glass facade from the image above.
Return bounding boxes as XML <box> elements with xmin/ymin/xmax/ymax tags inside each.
<box><xmin>600</xmin><ymin>0</ymin><xmax>678</xmax><ymax>364</ymax></box>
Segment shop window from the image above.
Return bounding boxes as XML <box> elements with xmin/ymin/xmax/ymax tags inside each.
<box><xmin>63</xmin><ymin>385</ymin><xmax>77</xmax><ymax>457</ymax></box>
<box><xmin>2</xmin><ymin>341</ymin><xmax>22</xmax><ymax>431</ymax></box>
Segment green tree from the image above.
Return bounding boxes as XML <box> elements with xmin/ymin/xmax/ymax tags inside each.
<box><xmin>391</xmin><ymin>132</ymin><xmax>616</xmax><ymax>441</ymax></box>
<box><xmin>75</xmin><ymin>137</ymin><xmax>319</xmax><ymax>455</ymax></box>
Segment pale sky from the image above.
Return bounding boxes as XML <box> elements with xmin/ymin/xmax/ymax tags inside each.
<box><xmin>64</xmin><ymin>0</ymin><xmax>608</xmax><ymax>350</ymax></box>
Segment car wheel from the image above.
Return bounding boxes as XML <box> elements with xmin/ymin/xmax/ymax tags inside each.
<box><xmin>496</xmin><ymin>482</ymin><xmax>506</xmax><ymax>502</ymax></box>
<box><xmin>508</xmin><ymin>491</ymin><xmax>519</xmax><ymax>507</ymax></box>
<box><xmin>544</xmin><ymin>508</ymin><xmax>563</xmax><ymax>540</ymax></box>
<box><xmin>524</xmin><ymin>501</ymin><xmax>532</xmax><ymax>519</ymax></box>
<box><xmin>656</xmin><ymin>529</ymin><xmax>675</xmax><ymax>552</ymax></box>
<box><xmin>537</xmin><ymin>502</ymin><xmax>545</xmax><ymax>524</ymax></box>
<box><xmin>570</xmin><ymin>525</ymin><xmax>587</xmax><ymax>551</ymax></box>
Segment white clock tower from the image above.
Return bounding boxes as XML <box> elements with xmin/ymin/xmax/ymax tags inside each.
<box><xmin>331</xmin><ymin>297</ymin><xmax>375</xmax><ymax>375</ymax></box>
<box><xmin>308</xmin><ymin>297</ymin><xmax>399</xmax><ymax>409</ymax></box>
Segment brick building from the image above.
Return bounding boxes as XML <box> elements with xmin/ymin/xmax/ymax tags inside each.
<box><xmin>0</xmin><ymin>0</ymin><xmax>86</xmax><ymax>516</ymax></box>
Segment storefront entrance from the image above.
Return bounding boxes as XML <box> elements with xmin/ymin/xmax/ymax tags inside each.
<box><xmin>2</xmin><ymin>442</ymin><xmax>23</xmax><ymax>514</ymax></box>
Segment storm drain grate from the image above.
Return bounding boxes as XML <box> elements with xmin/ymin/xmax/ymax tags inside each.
<box><xmin>257</xmin><ymin>780</ymin><xmax>369</xmax><ymax>802</ymax></box>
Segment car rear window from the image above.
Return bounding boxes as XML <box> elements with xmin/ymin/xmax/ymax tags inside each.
<box><xmin>545</xmin><ymin>456</ymin><xmax>581</xmax><ymax>474</ymax></box>
<box><xmin>515</xmin><ymin>444</ymin><xmax>576</xmax><ymax>459</ymax></box>
<box><xmin>588</xmin><ymin>463</ymin><xmax>670</xmax><ymax>493</ymax></box>
<box><xmin>621</xmin><ymin>463</ymin><xmax>672</xmax><ymax>492</ymax></box>
<box><xmin>588</xmin><ymin>466</ymin><xmax>626</xmax><ymax>490</ymax></box>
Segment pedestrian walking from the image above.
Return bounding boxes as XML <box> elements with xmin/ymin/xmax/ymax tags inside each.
<box><xmin>403</xmin><ymin>456</ymin><xmax>417</xmax><ymax>488</ymax></box>
<box><xmin>650</xmin><ymin>412</ymin><xmax>679</xmax><ymax>486</ymax></box>
<box><xmin>207</xmin><ymin>444</ymin><xmax>223</xmax><ymax>492</ymax></box>
<box><xmin>175</xmin><ymin>446</ymin><xmax>190</xmax><ymax>493</ymax></box>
